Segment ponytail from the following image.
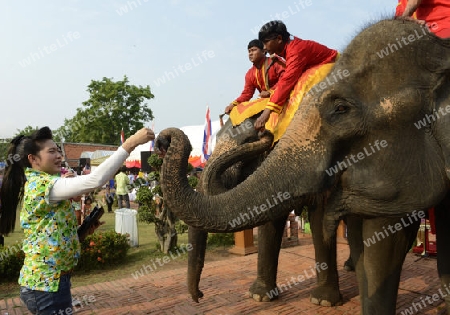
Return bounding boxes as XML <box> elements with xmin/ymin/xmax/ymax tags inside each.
<box><xmin>0</xmin><ymin>127</ymin><xmax>53</xmax><ymax>235</ymax></box>
<box><xmin>0</xmin><ymin>137</ymin><xmax>27</xmax><ymax>235</ymax></box>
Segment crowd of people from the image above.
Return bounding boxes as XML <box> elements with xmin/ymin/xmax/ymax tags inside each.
<box><xmin>0</xmin><ymin>1</ymin><xmax>449</xmax><ymax>313</ymax></box>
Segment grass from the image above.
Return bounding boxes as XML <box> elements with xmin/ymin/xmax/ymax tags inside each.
<box><xmin>0</xmin><ymin>205</ymin><xmax>232</xmax><ymax>299</ymax></box>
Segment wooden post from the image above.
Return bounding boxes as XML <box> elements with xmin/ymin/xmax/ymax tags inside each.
<box><xmin>336</xmin><ymin>220</ymin><xmax>348</xmax><ymax>244</ymax></box>
<box><xmin>281</xmin><ymin>213</ymin><xmax>299</xmax><ymax>248</ymax></box>
<box><xmin>228</xmin><ymin>229</ymin><xmax>257</xmax><ymax>256</ymax></box>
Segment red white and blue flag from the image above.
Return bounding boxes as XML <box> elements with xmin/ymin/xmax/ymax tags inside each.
<box><xmin>120</xmin><ymin>128</ymin><xmax>125</xmax><ymax>144</ymax></box>
<box><xmin>201</xmin><ymin>106</ymin><xmax>212</xmax><ymax>163</ymax></box>
<box><xmin>149</xmin><ymin>122</ymin><xmax>155</xmax><ymax>152</ymax></box>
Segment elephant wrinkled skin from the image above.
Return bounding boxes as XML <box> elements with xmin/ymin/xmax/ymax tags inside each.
<box><xmin>156</xmin><ymin>19</ymin><xmax>450</xmax><ymax>315</ymax></box>
<box><xmin>187</xmin><ymin>117</ymin><xmax>343</xmax><ymax>305</ymax></box>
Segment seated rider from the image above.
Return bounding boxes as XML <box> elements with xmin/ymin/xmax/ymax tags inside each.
<box><xmin>254</xmin><ymin>20</ymin><xmax>338</xmax><ymax>132</ymax></box>
<box><xmin>225</xmin><ymin>39</ymin><xmax>285</xmax><ymax>115</ymax></box>
<box><xmin>395</xmin><ymin>0</ymin><xmax>450</xmax><ymax>38</ymax></box>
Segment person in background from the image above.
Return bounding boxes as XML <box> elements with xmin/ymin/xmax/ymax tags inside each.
<box><xmin>127</xmin><ymin>171</ymin><xmax>135</xmax><ymax>185</ymax></box>
<box><xmin>103</xmin><ymin>184</ymin><xmax>115</xmax><ymax>213</ymax></box>
<box><xmin>115</xmin><ymin>166</ymin><xmax>130</xmax><ymax>209</ymax></box>
<box><xmin>82</xmin><ymin>195</ymin><xmax>93</xmax><ymax>222</ymax></box>
<box><xmin>109</xmin><ymin>178</ymin><xmax>115</xmax><ymax>189</ymax></box>
<box><xmin>0</xmin><ymin>126</ymin><xmax>154</xmax><ymax>315</ymax></box>
<box><xmin>225</xmin><ymin>39</ymin><xmax>285</xmax><ymax>115</ymax></box>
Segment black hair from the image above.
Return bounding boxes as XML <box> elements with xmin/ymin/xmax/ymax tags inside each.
<box><xmin>258</xmin><ymin>20</ymin><xmax>291</xmax><ymax>42</ymax></box>
<box><xmin>0</xmin><ymin>126</ymin><xmax>53</xmax><ymax>235</ymax></box>
<box><xmin>247</xmin><ymin>39</ymin><xmax>264</xmax><ymax>50</ymax></box>
<box><xmin>84</xmin><ymin>196</ymin><xmax>93</xmax><ymax>204</ymax></box>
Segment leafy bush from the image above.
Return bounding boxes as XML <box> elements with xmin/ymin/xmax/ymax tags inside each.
<box><xmin>0</xmin><ymin>231</ymin><xmax>130</xmax><ymax>280</ymax></box>
<box><xmin>188</xmin><ymin>176</ymin><xmax>199</xmax><ymax>189</ymax></box>
<box><xmin>0</xmin><ymin>243</ymin><xmax>25</xmax><ymax>282</ymax></box>
<box><xmin>76</xmin><ymin>230</ymin><xmax>130</xmax><ymax>271</ymax></box>
<box><xmin>207</xmin><ymin>233</ymin><xmax>235</xmax><ymax>247</ymax></box>
<box><xmin>136</xmin><ymin>185</ymin><xmax>159</xmax><ymax>224</ymax></box>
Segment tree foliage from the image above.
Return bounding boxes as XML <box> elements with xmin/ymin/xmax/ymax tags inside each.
<box><xmin>56</xmin><ymin>76</ymin><xmax>154</xmax><ymax>144</ymax></box>
<box><xmin>1</xmin><ymin>126</ymin><xmax>39</xmax><ymax>161</ymax></box>
<box><xmin>14</xmin><ymin>126</ymin><xmax>39</xmax><ymax>137</ymax></box>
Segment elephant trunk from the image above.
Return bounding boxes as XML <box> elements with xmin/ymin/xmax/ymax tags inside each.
<box><xmin>202</xmin><ymin>131</ymin><xmax>273</xmax><ymax>194</ymax></box>
<box><xmin>187</xmin><ymin>226</ymin><xmax>207</xmax><ymax>302</ymax></box>
<box><xmin>157</xmin><ymin>109</ymin><xmax>328</xmax><ymax>232</ymax></box>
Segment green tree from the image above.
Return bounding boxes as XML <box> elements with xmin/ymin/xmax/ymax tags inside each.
<box><xmin>0</xmin><ymin>126</ymin><xmax>39</xmax><ymax>161</ymax></box>
<box><xmin>14</xmin><ymin>125</ymin><xmax>39</xmax><ymax>137</ymax></box>
<box><xmin>56</xmin><ymin>76</ymin><xmax>154</xmax><ymax>144</ymax></box>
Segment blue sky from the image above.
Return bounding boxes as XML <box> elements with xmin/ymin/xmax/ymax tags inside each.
<box><xmin>1</xmin><ymin>0</ymin><xmax>396</xmax><ymax>138</ymax></box>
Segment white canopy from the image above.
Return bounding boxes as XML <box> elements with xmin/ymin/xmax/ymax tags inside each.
<box><xmin>126</xmin><ymin>119</ymin><xmax>223</xmax><ymax>162</ymax></box>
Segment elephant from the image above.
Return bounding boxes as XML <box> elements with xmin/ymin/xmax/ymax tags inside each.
<box><xmin>187</xmin><ymin>116</ymin><xmax>346</xmax><ymax>306</ymax></box>
<box><xmin>155</xmin><ymin>19</ymin><xmax>450</xmax><ymax>315</ymax></box>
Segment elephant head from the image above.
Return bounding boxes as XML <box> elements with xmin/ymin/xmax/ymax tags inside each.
<box><xmin>156</xmin><ymin>19</ymin><xmax>450</xmax><ymax>233</ymax></box>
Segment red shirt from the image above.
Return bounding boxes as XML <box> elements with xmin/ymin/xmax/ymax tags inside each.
<box><xmin>266</xmin><ymin>37</ymin><xmax>338</xmax><ymax>113</ymax></box>
<box><xmin>395</xmin><ymin>0</ymin><xmax>450</xmax><ymax>38</ymax></box>
<box><xmin>234</xmin><ymin>57</ymin><xmax>285</xmax><ymax>104</ymax></box>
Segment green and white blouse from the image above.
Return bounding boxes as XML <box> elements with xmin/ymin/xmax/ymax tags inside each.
<box><xmin>19</xmin><ymin>168</ymin><xmax>80</xmax><ymax>292</ymax></box>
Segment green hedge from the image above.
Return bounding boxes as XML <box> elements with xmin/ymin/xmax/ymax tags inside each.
<box><xmin>0</xmin><ymin>230</ymin><xmax>130</xmax><ymax>281</ymax></box>
<box><xmin>75</xmin><ymin>230</ymin><xmax>130</xmax><ymax>271</ymax></box>
<box><xmin>0</xmin><ymin>243</ymin><xmax>25</xmax><ymax>282</ymax></box>
<box><xmin>207</xmin><ymin>233</ymin><xmax>235</xmax><ymax>247</ymax></box>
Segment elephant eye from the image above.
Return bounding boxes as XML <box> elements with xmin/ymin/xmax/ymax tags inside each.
<box><xmin>334</xmin><ymin>99</ymin><xmax>349</xmax><ymax>113</ymax></box>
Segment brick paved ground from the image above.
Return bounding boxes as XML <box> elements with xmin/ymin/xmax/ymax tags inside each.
<box><xmin>1</xmin><ymin>238</ymin><xmax>446</xmax><ymax>315</ymax></box>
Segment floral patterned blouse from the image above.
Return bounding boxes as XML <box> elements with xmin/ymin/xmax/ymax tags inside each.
<box><xmin>19</xmin><ymin>168</ymin><xmax>80</xmax><ymax>292</ymax></box>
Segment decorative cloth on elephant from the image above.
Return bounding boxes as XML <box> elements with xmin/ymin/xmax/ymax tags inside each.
<box><xmin>395</xmin><ymin>0</ymin><xmax>450</xmax><ymax>38</ymax></box>
<box><xmin>229</xmin><ymin>62</ymin><xmax>335</xmax><ymax>144</ymax></box>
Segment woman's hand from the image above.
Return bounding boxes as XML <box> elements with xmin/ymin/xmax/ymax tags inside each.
<box><xmin>122</xmin><ymin>128</ymin><xmax>155</xmax><ymax>153</ymax></box>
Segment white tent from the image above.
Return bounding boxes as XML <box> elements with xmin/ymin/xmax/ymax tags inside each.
<box><xmin>126</xmin><ymin>119</ymin><xmax>224</xmax><ymax>163</ymax></box>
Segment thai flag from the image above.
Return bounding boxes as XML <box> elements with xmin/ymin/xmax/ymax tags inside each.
<box><xmin>149</xmin><ymin>122</ymin><xmax>155</xmax><ymax>152</ymax></box>
<box><xmin>201</xmin><ymin>106</ymin><xmax>212</xmax><ymax>163</ymax></box>
<box><xmin>120</xmin><ymin>128</ymin><xmax>125</xmax><ymax>144</ymax></box>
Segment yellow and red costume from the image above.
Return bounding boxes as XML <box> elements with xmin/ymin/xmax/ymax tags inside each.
<box><xmin>265</xmin><ymin>37</ymin><xmax>338</xmax><ymax>114</ymax></box>
<box><xmin>232</xmin><ymin>57</ymin><xmax>285</xmax><ymax>104</ymax></box>
<box><xmin>230</xmin><ymin>37</ymin><xmax>338</xmax><ymax>143</ymax></box>
<box><xmin>396</xmin><ymin>0</ymin><xmax>450</xmax><ymax>38</ymax></box>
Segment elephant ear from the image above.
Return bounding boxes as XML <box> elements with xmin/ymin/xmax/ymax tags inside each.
<box><xmin>428</xmin><ymin>36</ymin><xmax>450</xmax><ymax>180</ymax></box>
<box><xmin>423</xmin><ymin>35</ymin><xmax>450</xmax><ymax>73</ymax></box>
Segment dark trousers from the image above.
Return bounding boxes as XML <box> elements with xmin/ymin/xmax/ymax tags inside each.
<box><xmin>106</xmin><ymin>200</ymin><xmax>114</xmax><ymax>213</ymax></box>
<box><xmin>118</xmin><ymin>194</ymin><xmax>130</xmax><ymax>209</ymax></box>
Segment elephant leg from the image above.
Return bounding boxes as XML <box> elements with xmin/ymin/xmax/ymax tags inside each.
<box><xmin>309</xmin><ymin>203</ymin><xmax>343</xmax><ymax>307</ymax></box>
<box><xmin>248</xmin><ymin>214</ymin><xmax>288</xmax><ymax>302</ymax></box>
<box><xmin>435</xmin><ymin>195</ymin><xmax>450</xmax><ymax>312</ymax></box>
<box><xmin>354</xmin><ymin>216</ymin><xmax>419</xmax><ymax>315</ymax></box>
<box><xmin>343</xmin><ymin>216</ymin><xmax>355</xmax><ymax>271</ymax></box>
<box><xmin>187</xmin><ymin>227</ymin><xmax>208</xmax><ymax>302</ymax></box>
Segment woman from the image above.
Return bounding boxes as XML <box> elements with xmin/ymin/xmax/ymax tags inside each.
<box><xmin>0</xmin><ymin>126</ymin><xmax>153</xmax><ymax>315</ymax></box>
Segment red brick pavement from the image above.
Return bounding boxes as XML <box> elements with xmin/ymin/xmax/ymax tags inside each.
<box><xmin>1</xmin><ymin>239</ymin><xmax>446</xmax><ymax>315</ymax></box>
